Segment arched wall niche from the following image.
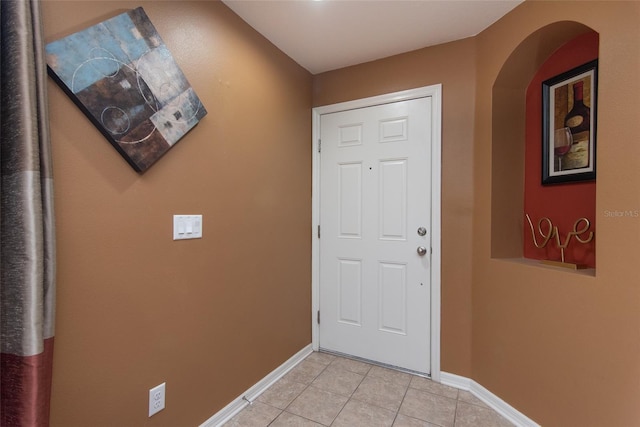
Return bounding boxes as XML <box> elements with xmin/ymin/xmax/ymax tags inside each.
<box><xmin>490</xmin><ymin>21</ymin><xmax>596</xmax><ymax>259</ymax></box>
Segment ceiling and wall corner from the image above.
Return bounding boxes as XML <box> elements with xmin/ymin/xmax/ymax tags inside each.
<box><xmin>222</xmin><ymin>0</ymin><xmax>523</xmax><ymax>74</ymax></box>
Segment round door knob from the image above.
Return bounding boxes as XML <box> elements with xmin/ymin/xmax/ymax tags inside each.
<box><xmin>417</xmin><ymin>246</ymin><xmax>427</xmax><ymax>256</ymax></box>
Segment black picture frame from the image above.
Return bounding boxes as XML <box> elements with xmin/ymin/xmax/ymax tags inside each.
<box><xmin>542</xmin><ymin>60</ymin><xmax>597</xmax><ymax>185</ymax></box>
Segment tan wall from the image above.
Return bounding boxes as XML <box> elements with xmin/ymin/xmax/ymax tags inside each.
<box><xmin>43</xmin><ymin>1</ymin><xmax>312</xmax><ymax>426</ymax></box>
<box><xmin>315</xmin><ymin>1</ymin><xmax>640</xmax><ymax>425</ymax></box>
<box><xmin>474</xmin><ymin>1</ymin><xmax>640</xmax><ymax>426</ymax></box>
<box><xmin>42</xmin><ymin>0</ymin><xmax>640</xmax><ymax>425</ymax></box>
<box><xmin>314</xmin><ymin>38</ymin><xmax>477</xmax><ymax>378</ymax></box>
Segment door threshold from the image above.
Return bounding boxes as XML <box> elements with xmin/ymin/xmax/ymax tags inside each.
<box><xmin>318</xmin><ymin>348</ymin><xmax>431</xmax><ymax>379</ymax></box>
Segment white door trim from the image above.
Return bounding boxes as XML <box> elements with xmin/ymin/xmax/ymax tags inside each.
<box><xmin>311</xmin><ymin>84</ymin><xmax>442</xmax><ymax>381</ymax></box>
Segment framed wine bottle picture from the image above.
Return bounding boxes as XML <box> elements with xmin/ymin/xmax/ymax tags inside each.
<box><xmin>542</xmin><ymin>60</ymin><xmax>597</xmax><ymax>185</ymax></box>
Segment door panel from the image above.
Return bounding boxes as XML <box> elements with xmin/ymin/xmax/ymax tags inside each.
<box><xmin>379</xmin><ymin>159</ymin><xmax>407</xmax><ymax>240</ymax></box>
<box><xmin>378</xmin><ymin>261</ymin><xmax>407</xmax><ymax>334</ymax></box>
<box><xmin>338</xmin><ymin>163</ymin><xmax>362</xmax><ymax>237</ymax></box>
<box><xmin>338</xmin><ymin>258</ymin><xmax>362</xmax><ymax>326</ymax></box>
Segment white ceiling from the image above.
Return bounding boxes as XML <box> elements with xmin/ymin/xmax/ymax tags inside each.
<box><xmin>222</xmin><ymin>0</ymin><xmax>523</xmax><ymax>74</ymax></box>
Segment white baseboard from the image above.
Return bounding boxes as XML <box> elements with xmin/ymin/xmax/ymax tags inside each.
<box><xmin>199</xmin><ymin>344</ymin><xmax>313</xmax><ymax>427</ymax></box>
<box><xmin>440</xmin><ymin>371</ymin><xmax>471</xmax><ymax>390</ymax></box>
<box><xmin>440</xmin><ymin>372</ymin><xmax>540</xmax><ymax>427</ymax></box>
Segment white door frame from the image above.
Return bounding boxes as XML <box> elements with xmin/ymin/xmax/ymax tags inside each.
<box><xmin>311</xmin><ymin>84</ymin><xmax>442</xmax><ymax>381</ymax></box>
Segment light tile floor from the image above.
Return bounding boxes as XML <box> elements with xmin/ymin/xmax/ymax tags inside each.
<box><xmin>224</xmin><ymin>352</ymin><xmax>514</xmax><ymax>427</ymax></box>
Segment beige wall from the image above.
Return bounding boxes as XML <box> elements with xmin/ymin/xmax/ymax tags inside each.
<box><xmin>43</xmin><ymin>0</ymin><xmax>640</xmax><ymax>426</ymax></box>
<box><xmin>43</xmin><ymin>2</ymin><xmax>312</xmax><ymax>426</ymax></box>
<box><xmin>473</xmin><ymin>2</ymin><xmax>640</xmax><ymax>426</ymax></box>
<box><xmin>316</xmin><ymin>1</ymin><xmax>640</xmax><ymax>425</ymax></box>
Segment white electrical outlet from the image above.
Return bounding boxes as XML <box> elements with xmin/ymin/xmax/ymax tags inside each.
<box><xmin>149</xmin><ymin>382</ymin><xmax>166</xmax><ymax>417</ymax></box>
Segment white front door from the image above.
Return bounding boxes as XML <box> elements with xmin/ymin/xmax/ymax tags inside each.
<box><xmin>318</xmin><ymin>96</ymin><xmax>433</xmax><ymax>374</ymax></box>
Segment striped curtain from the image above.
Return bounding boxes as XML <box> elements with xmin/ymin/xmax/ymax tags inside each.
<box><xmin>1</xmin><ymin>0</ymin><xmax>57</xmax><ymax>426</ymax></box>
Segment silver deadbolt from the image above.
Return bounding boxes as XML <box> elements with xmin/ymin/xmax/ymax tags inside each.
<box><xmin>417</xmin><ymin>246</ymin><xmax>427</xmax><ymax>256</ymax></box>
<box><xmin>417</xmin><ymin>227</ymin><xmax>427</xmax><ymax>236</ymax></box>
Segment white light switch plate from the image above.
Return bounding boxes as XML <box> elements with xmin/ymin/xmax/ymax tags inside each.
<box><xmin>173</xmin><ymin>215</ymin><xmax>202</xmax><ymax>240</ymax></box>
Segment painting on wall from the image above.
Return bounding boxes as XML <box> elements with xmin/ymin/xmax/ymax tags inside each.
<box><xmin>45</xmin><ymin>7</ymin><xmax>207</xmax><ymax>173</ymax></box>
<box><xmin>542</xmin><ymin>60</ymin><xmax>597</xmax><ymax>185</ymax></box>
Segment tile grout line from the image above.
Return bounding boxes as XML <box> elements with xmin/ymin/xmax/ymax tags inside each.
<box><xmin>452</xmin><ymin>390</ymin><xmax>459</xmax><ymax>427</ymax></box>
<box><xmin>293</xmin><ymin>359</ymin><xmax>330</xmax><ymax>426</ymax></box>
<box><xmin>283</xmin><ymin>355</ymin><xmax>341</xmax><ymax>426</ymax></box>
<box><xmin>323</xmin><ymin>356</ymin><xmax>343</xmax><ymax>426</ymax></box>
<box><xmin>250</xmin><ymin>357</ymin><xmax>496</xmax><ymax>427</ymax></box>
<box><xmin>389</xmin><ymin>373</ymin><xmax>413</xmax><ymax>427</ymax></box>
<box><xmin>242</xmin><ymin>353</ymin><xmax>507</xmax><ymax>427</ymax></box>
<box><xmin>326</xmin><ymin>354</ymin><xmax>367</xmax><ymax>426</ymax></box>
<box><xmin>266</xmin><ymin>358</ymin><xmax>330</xmax><ymax>426</ymax></box>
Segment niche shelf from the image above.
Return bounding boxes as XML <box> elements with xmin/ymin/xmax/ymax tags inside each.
<box><xmin>490</xmin><ymin>21</ymin><xmax>598</xmax><ymax>272</ymax></box>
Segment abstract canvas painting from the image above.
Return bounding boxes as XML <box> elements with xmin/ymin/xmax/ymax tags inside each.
<box><xmin>46</xmin><ymin>8</ymin><xmax>207</xmax><ymax>172</ymax></box>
